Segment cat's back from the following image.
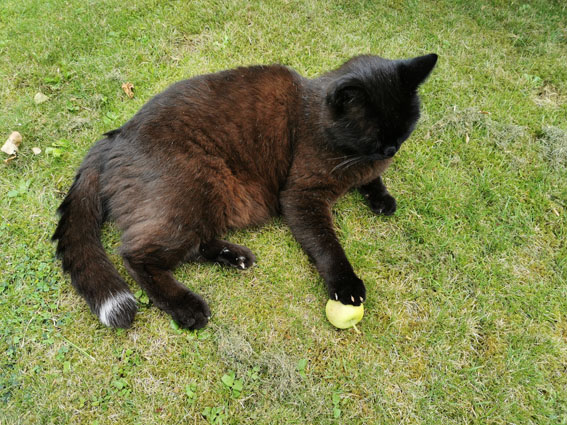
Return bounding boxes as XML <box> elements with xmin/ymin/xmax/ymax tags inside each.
<box><xmin>114</xmin><ymin>65</ymin><xmax>302</xmax><ymax>172</ymax></box>
<box><xmin>127</xmin><ymin>64</ymin><xmax>302</xmax><ymax>140</ymax></box>
<box><xmin>102</xmin><ymin>64</ymin><xmax>305</xmax><ymax>230</ymax></box>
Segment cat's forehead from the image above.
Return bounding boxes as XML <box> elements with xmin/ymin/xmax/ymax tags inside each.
<box><xmin>337</xmin><ymin>56</ymin><xmax>405</xmax><ymax>99</ymax></box>
<box><xmin>346</xmin><ymin>57</ymin><xmax>414</xmax><ymax>107</ymax></box>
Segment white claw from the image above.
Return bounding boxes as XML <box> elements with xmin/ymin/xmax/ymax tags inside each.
<box><xmin>239</xmin><ymin>263</ymin><xmax>245</xmax><ymax>270</ymax></box>
<box><xmin>360</xmin><ymin>296</ymin><xmax>364</xmax><ymax>303</ymax></box>
<box><xmin>351</xmin><ymin>295</ymin><xmax>355</xmax><ymax>303</ymax></box>
<box><xmin>334</xmin><ymin>293</ymin><xmax>338</xmax><ymax>300</ymax></box>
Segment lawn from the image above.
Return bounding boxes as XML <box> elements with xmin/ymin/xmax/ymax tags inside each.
<box><xmin>1</xmin><ymin>0</ymin><xmax>566</xmax><ymax>424</ymax></box>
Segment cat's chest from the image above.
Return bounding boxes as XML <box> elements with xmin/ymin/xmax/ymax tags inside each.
<box><xmin>284</xmin><ymin>149</ymin><xmax>392</xmax><ymax>202</ymax></box>
<box><xmin>342</xmin><ymin>158</ymin><xmax>392</xmax><ymax>188</ymax></box>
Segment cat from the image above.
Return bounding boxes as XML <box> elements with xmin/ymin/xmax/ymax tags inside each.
<box><xmin>53</xmin><ymin>53</ymin><xmax>438</xmax><ymax>329</ymax></box>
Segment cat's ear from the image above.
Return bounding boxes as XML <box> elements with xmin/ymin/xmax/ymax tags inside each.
<box><xmin>399</xmin><ymin>53</ymin><xmax>438</xmax><ymax>89</ymax></box>
<box><xmin>326</xmin><ymin>76</ymin><xmax>367</xmax><ymax>113</ymax></box>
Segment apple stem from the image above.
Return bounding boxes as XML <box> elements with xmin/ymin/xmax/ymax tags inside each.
<box><xmin>352</xmin><ymin>324</ymin><xmax>361</xmax><ymax>334</ymax></box>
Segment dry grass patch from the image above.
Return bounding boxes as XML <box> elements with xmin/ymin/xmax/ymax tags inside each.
<box><xmin>538</xmin><ymin>126</ymin><xmax>567</xmax><ymax>170</ymax></box>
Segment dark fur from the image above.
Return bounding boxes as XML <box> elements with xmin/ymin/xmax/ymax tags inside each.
<box><xmin>53</xmin><ymin>54</ymin><xmax>437</xmax><ymax>329</ymax></box>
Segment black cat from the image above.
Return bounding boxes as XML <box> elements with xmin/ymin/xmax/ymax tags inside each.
<box><xmin>53</xmin><ymin>53</ymin><xmax>438</xmax><ymax>329</ymax></box>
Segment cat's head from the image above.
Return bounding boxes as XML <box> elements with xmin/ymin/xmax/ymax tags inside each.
<box><xmin>324</xmin><ymin>53</ymin><xmax>438</xmax><ymax>160</ymax></box>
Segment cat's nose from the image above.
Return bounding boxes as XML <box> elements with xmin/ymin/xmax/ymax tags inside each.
<box><xmin>383</xmin><ymin>146</ymin><xmax>397</xmax><ymax>158</ymax></box>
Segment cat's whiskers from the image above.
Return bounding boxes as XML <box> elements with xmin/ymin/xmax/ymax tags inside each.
<box><xmin>331</xmin><ymin>155</ymin><xmax>366</xmax><ymax>173</ymax></box>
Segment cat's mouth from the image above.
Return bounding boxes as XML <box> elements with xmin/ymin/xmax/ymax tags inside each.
<box><xmin>369</xmin><ymin>152</ymin><xmax>396</xmax><ymax>161</ymax></box>
<box><xmin>331</xmin><ymin>152</ymin><xmax>394</xmax><ymax>173</ymax></box>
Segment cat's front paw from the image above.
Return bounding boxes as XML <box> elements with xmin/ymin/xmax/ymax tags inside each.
<box><xmin>367</xmin><ymin>193</ymin><xmax>397</xmax><ymax>216</ymax></box>
<box><xmin>328</xmin><ymin>275</ymin><xmax>366</xmax><ymax>306</ymax></box>
<box><xmin>167</xmin><ymin>291</ymin><xmax>211</xmax><ymax>330</ymax></box>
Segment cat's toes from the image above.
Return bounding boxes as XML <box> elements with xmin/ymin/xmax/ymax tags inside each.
<box><xmin>218</xmin><ymin>246</ymin><xmax>256</xmax><ymax>269</ymax></box>
<box><xmin>168</xmin><ymin>291</ymin><xmax>211</xmax><ymax>330</ymax></box>
<box><xmin>328</xmin><ymin>275</ymin><xmax>366</xmax><ymax>306</ymax></box>
<box><xmin>369</xmin><ymin>193</ymin><xmax>396</xmax><ymax>216</ymax></box>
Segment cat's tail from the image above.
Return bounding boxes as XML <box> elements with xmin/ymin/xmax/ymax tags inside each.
<box><xmin>52</xmin><ymin>138</ymin><xmax>137</xmax><ymax>328</ymax></box>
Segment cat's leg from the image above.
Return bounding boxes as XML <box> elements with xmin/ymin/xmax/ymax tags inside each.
<box><xmin>120</xmin><ymin>230</ymin><xmax>211</xmax><ymax>329</ymax></box>
<box><xmin>280</xmin><ymin>191</ymin><xmax>365</xmax><ymax>306</ymax></box>
<box><xmin>358</xmin><ymin>176</ymin><xmax>397</xmax><ymax>216</ymax></box>
<box><xmin>199</xmin><ymin>239</ymin><xmax>256</xmax><ymax>270</ymax></box>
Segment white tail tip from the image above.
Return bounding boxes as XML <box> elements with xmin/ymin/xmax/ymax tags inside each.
<box><xmin>98</xmin><ymin>292</ymin><xmax>137</xmax><ymax>328</ymax></box>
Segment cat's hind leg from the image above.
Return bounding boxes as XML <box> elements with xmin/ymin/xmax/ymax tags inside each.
<box><xmin>199</xmin><ymin>239</ymin><xmax>256</xmax><ymax>270</ymax></box>
<box><xmin>120</xmin><ymin>228</ymin><xmax>211</xmax><ymax>329</ymax></box>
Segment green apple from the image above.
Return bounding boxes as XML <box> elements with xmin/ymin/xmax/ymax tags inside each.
<box><xmin>325</xmin><ymin>299</ymin><xmax>364</xmax><ymax>329</ymax></box>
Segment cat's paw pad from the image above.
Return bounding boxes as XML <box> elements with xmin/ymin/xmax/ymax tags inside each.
<box><xmin>168</xmin><ymin>291</ymin><xmax>211</xmax><ymax>330</ymax></box>
<box><xmin>368</xmin><ymin>193</ymin><xmax>396</xmax><ymax>216</ymax></box>
<box><xmin>218</xmin><ymin>246</ymin><xmax>256</xmax><ymax>269</ymax></box>
<box><xmin>328</xmin><ymin>275</ymin><xmax>366</xmax><ymax>306</ymax></box>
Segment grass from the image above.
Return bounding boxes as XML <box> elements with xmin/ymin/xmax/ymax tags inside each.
<box><xmin>1</xmin><ymin>0</ymin><xmax>566</xmax><ymax>423</ymax></box>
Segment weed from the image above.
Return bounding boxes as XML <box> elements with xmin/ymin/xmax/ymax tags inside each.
<box><xmin>221</xmin><ymin>371</ymin><xmax>244</xmax><ymax>398</ymax></box>
<box><xmin>297</xmin><ymin>358</ymin><xmax>308</xmax><ymax>378</ymax></box>
<box><xmin>6</xmin><ymin>179</ymin><xmax>31</xmax><ymax>198</ymax></box>
<box><xmin>185</xmin><ymin>383</ymin><xmax>197</xmax><ymax>405</ymax></box>
<box><xmin>331</xmin><ymin>390</ymin><xmax>342</xmax><ymax>420</ymax></box>
<box><xmin>44</xmin><ymin>138</ymin><xmax>72</xmax><ymax>159</ymax></box>
<box><xmin>202</xmin><ymin>406</ymin><xmax>226</xmax><ymax>425</ymax></box>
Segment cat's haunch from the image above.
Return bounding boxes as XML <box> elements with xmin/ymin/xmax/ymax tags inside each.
<box><xmin>53</xmin><ymin>53</ymin><xmax>437</xmax><ymax>329</ymax></box>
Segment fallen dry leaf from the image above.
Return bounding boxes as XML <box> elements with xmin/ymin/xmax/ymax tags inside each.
<box><xmin>34</xmin><ymin>92</ymin><xmax>49</xmax><ymax>105</ymax></box>
<box><xmin>2</xmin><ymin>131</ymin><xmax>22</xmax><ymax>155</ymax></box>
<box><xmin>32</xmin><ymin>147</ymin><xmax>42</xmax><ymax>155</ymax></box>
<box><xmin>4</xmin><ymin>155</ymin><xmax>17</xmax><ymax>164</ymax></box>
<box><xmin>122</xmin><ymin>82</ymin><xmax>135</xmax><ymax>99</ymax></box>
